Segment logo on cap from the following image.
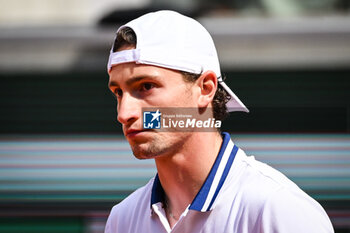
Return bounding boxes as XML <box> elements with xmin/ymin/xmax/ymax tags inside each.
<box><xmin>143</xmin><ymin>110</ymin><xmax>161</xmax><ymax>129</ymax></box>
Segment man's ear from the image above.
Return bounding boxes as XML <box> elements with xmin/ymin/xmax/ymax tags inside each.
<box><xmin>196</xmin><ymin>71</ymin><xmax>218</xmax><ymax>108</ymax></box>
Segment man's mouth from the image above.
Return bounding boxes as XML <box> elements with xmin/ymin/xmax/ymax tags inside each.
<box><xmin>125</xmin><ymin>129</ymin><xmax>151</xmax><ymax>137</ymax></box>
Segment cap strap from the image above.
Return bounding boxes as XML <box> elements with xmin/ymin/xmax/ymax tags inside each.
<box><xmin>108</xmin><ymin>49</ymin><xmax>140</xmax><ymax>72</ymax></box>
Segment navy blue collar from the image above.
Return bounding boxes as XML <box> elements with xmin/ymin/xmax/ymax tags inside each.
<box><xmin>151</xmin><ymin>132</ymin><xmax>238</xmax><ymax>212</ymax></box>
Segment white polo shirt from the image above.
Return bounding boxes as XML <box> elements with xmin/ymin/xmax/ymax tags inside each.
<box><xmin>105</xmin><ymin>132</ymin><xmax>334</xmax><ymax>233</ymax></box>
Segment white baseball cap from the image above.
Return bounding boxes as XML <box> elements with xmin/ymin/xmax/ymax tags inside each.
<box><xmin>107</xmin><ymin>10</ymin><xmax>249</xmax><ymax>113</ymax></box>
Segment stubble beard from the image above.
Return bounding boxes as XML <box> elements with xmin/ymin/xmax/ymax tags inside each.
<box><xmin>128</xmin><ymin>133</ymin><xmax>189</xmax><ymax>160</ymax></box>
<box><xmin>131</xmin><ymin>142</ymin><xmax>168</xmax><ymax>159</ymax></box>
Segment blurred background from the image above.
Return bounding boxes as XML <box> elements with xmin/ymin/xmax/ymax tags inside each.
<box><xmin>0</xmin><ymin>0</ymin><xmax>350</xmax><ymax>232</ymax></box>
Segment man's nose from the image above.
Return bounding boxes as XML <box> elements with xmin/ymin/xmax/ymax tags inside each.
<box><xmin>117</xmin><ymin>93</ymin><xmax>140</xmax><ymax>125</ymax></box>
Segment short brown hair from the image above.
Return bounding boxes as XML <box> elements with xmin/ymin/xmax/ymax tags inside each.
<box><xmin>112</xmin><ymin>27</ymin><xmax>231</xmax><ymax>121</ymax></box>
<box><xmin>112</xmin><ymin>27</ymin><xmax>137</xmax><ymax>52</ymax></box>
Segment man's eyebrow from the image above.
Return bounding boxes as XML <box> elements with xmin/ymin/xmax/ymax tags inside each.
<box><xmin>108</xmin><ymin>80</ymin><xmax>119</xmax><ymax>87</ymax></box>
<box><xmin>109</xmin><ymin>75</ymin><xmax>160</xmax><ymax>87</ymax></box>
<box><xmin>126</xmin><ymin>76</ymin><xmax>148</xmax><ymax>86</ymax></box>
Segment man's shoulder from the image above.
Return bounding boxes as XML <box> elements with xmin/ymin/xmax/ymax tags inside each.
<box><xmin>105</xmin><ymin>177</ymin><xmax>155</xmax><ymax>233</ymax></box>
<box><xmin>234</xmin><ymin>148</ymin><xmax>301</xmax><ymax>195</ymax></box>
<box><xmin>226</xmin><ymin>148</ymin><xmax>314</xmax><ymax>209</ymax></box>
<box><xmin>224</xmin><ymin>148</ymin><xmax>334</xmax><ymax>232</ymax></box>
<box><xmin>108</xmin><ymin>177</ymin><xmax>154</xmax><ymax>218</ymax></box>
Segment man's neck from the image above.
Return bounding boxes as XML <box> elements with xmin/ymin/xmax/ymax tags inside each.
<box><xmin>154</xmin><ymin>131</ymin><xmax>223</xmax><ymax>226</ymax></box>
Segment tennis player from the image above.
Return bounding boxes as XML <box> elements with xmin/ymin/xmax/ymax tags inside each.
<box><xmin>105</xmin><ymin>10</ymin><xmax>334</xmax><ymax>233</ymax></box>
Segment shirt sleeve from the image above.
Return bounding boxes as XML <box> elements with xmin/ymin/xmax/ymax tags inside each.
<box><xmin>259</xmin><ymin>187</ymin><xmax>334</xmax><ymax>233</ymax></box>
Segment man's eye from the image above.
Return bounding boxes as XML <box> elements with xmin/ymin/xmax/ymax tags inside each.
<box><xmin>141</xmin><ymin>83</ymin><xmax>154</xmax><ymax>91</ymax></box>
<box><xmin>115</xmin><ymin>88</ymin><xmax>123</xmax><ymax>97</ymax></box>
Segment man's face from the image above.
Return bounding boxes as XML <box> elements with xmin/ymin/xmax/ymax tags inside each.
<box><xmin>108</xmin><ymin>62</ymin><xmax>198</xmax><ymax>159</ymax></box>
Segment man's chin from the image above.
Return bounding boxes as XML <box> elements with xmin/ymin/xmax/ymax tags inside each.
<box><xmin>131</xmin><ymin>148</ymin><xmax>157</xmax><ymax>160</ymax></box>
<box><xmin>129</xmin><ymin>142</ymin><xmax>166</xmax><ymax>160</ymax></box>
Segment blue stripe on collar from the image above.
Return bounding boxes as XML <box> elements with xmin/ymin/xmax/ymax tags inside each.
<box><xmin>206</xmin><ymin>142</ymin><xmax>238</xmax><ymax>211</ymax></box>
<box><xmin>150</xmin><ymin>132</ymin><xmax>238</xmax><ymax>212</ymax></box>
<box><xmin>151</xmin><ymin>174</ymin><xmax>164</xmax><ymax>207</ymax></box>
<box><xmin>190</xmin><ymin>132</ymin><xmax>238</xmax><ymax>212</ymax></box>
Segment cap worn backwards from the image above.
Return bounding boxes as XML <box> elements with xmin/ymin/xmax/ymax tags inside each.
<box><xmin>107</xmin><ymin>10</ymin><xmax>249</xmax><ymax>113</ymax></box>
